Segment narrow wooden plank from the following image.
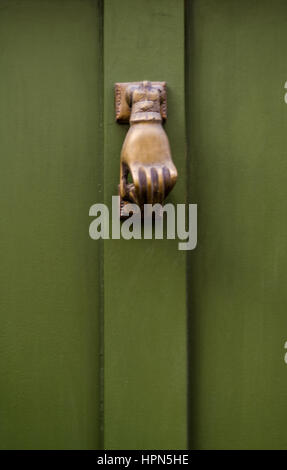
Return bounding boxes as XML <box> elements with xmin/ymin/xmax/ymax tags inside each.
<box><xmin>103</xmin><ymin>0</ymin><xmax>187</xmax><ymax>449</ymax></box>
<box><xmin>187</xmin><ymin>0</ymin><xmax>287</xmax><ymax>449</ymax></box>
<box><xmin>0</xmin><ymin>0</ymin><xmax>102</xmax><ymax>449</ymax></box>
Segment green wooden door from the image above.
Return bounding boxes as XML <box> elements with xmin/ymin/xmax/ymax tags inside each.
<box><xmin>1</xmin><ymin>0</ymin><xmax>287</xmax><ymax>450</ymax></box>
<box><xmin>187</xmin><ymin>0</ymin><xmax>287</xmax><ymax>450</ymax></box>
<box><xmin>0</xmin><ymin>0</ymin><xmax>103</xmax><ymax>450</ymax></box>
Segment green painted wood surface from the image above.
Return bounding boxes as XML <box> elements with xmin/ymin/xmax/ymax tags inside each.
<box><xmin>187</xmin><ymin>0</ymin><xmax>287</xmax><ymax>449</ymax></box>
<box><xmin>2</xmin><ymin>0</ymin><xmax>287</xmax><ymax>451</ymax></box>
<box><xmin>0</xmin><ymin>0</ymin><xmax>102</xmax><ymax>449</ymax></box>
<box><xmin>103</xmin><ymin>0</ymin><xmax>187</xmax><ymax>450</ymax></box>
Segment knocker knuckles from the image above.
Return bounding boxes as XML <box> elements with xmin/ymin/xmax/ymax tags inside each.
<box><xmin>127</xmin><ymin>162</ymin><xmax>177</xmax><ymax>206</ymax></box>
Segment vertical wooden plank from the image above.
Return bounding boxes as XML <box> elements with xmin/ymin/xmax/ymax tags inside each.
<box><xmin>103</xmin><ymin>0</ymin><xmax>187</xmax><ymax>449</ymax></box>
<box><xmin>187</xmin><ymin>0</ymin><xmax>287</xmax><ymax>449</ymax></box>
<box><xmin>0</xmin><ymin>0</ymin><xmax>102</xmax><ymax>449</ymax></box>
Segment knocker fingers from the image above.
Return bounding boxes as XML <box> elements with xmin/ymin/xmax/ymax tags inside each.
<box><xmin>145</xmin><ymin>165</ymin><xmax>177</xmax><ymax>204</ymax></box>
<box><xmin>162</xmin><ymin>165</ymin><xmax>177</xmax><ymax>199</ymax></box>
<box><xmin>125</xmin><ymin>164</ymin><xmax>177</xmax><ymax>207</ymax></box>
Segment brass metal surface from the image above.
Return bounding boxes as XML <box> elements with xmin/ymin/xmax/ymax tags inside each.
<box><xmin>115</xmin><ymin>80</ymin><xmax>177</xmax><ymax>216</ymax></box>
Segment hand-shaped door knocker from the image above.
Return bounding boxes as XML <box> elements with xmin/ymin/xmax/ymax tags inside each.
<box><xmin>115</xmin><ymin>80</ymin><xmax>177</xmax><ymax>217</ymax></box>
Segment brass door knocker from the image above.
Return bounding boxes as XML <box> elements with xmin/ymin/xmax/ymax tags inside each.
<box><xmin>115</xmin><ymin>80</ymin><xmax>177</xmax><ymax>217</ymax></box>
